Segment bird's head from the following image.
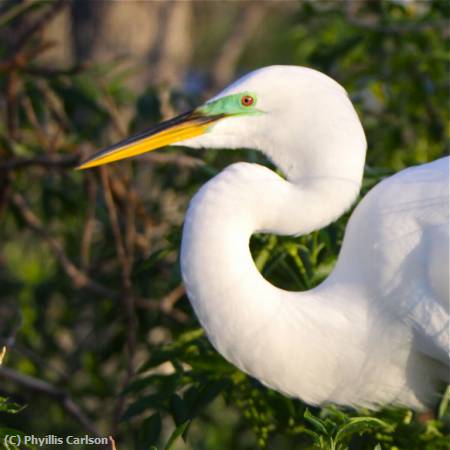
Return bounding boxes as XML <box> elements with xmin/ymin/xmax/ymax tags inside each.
<box><xmin>78</xmin><ymin>66</ymin><xmax>366</xmax><ymax>181</ymax></box>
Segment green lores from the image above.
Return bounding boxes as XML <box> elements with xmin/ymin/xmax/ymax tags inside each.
<box><xmin>198</xmin><ymin>92</ymin><xmax>263</xmax><ymax>117</ymax></box>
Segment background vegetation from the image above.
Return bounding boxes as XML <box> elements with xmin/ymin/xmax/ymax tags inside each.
<box><xmin>0</xmin><ymin>1</ymin><xmax>449</xmax><ymax>449</ymax></box>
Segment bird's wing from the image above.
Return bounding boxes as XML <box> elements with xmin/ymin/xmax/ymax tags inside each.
<box><xmin>353</xmin><ymin>157</ymin><xmax>449</xmax><ymax>365</ymax></box>
<box><xmin>410</xmin><ymin>289</ymin><xmax>449</xmax><ymax>365</ymax></box>
<box><xmin>404</xmin><ymin>159</ymin><xmax>450</xmax><ymax>365</ymax></box>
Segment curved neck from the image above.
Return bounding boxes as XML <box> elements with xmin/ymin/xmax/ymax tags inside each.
<box><xmin>180</xmin><ymin>161</ymin><xmax>365</xmax><ymax>405</ymax></box>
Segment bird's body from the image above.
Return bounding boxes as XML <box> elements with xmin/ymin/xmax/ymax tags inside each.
<box><xmin>80</xmin><ymin>65</ymin><xmax>450</xmax><ymax>411</ymax></box>
<box><xmin>182</xmin><ymin>157</ymin><xmax>449</xmax><ymax>410</ymax></box>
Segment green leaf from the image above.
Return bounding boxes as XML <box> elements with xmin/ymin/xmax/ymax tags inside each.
<box><xmin>164</xmin><ymin>421</ymin><xmax>190</xmax><ymax>450</ymax></box>
<box><xmin>170</xmin><ymin>393</ymin><xmax>188</xmax><ymax>425</ymax></box>
<box><xmin>438</xmin><ymin>385</ymin><xmax>450</xmax><ymax>419</ymax></box>
<box><xmin>137</xmin><ymin>413</ymin><xmax>162</xmax><ymax>450</ymax></box>
<box><xmin>304</xmin><ymin>409</ymin><xmax>329</xmax><ymax>436</ymax></box>
<box><xmin>122</xmin><ymin>394</ymin><xmax>165</xmax><ymax>421</ymax></box>
<box><xmin>0</xmin><ymin>397</ymin><xmax>25</xmax><ymax>414</ymax></box>
<box><xmin>334</xmin><ymin>416</ymin><xmax>391</xmax><ymax>444</ymax></box>
<box><xmin>199</xmin><ymin>379</ymin><xmax>228</xmax><ymax>404</ymax></box>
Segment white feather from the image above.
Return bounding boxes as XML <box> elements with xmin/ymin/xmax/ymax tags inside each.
<box><xmin>179</xmin><ymin>66</ymin><xmax>449</xmax><ymax>410</ymax></box>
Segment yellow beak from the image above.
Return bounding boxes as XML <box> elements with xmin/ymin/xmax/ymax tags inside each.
<box><xmin>77</xmin><ymin>110</ymin><xmax>223</xmax><ymax>170</ymax></box>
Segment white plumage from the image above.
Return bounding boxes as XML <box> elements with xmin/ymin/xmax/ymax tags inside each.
<box><xmin>179</xmin><ymin>66</ymin><xmax>449</xmax><ymax>410</ymax></box>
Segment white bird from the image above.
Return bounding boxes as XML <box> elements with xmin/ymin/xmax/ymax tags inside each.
<box><xmin>79</xmin><ymin>66</ymin><xmax>449</xmax><ymax>411</ymax></box>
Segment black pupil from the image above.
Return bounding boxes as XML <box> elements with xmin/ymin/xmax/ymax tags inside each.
<box><xmin>243</xmin><ymin>96</ymin><xmax>252</xmax><ymax>105</ymax></box>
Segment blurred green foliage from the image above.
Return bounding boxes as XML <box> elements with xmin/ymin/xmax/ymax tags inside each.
<box><xmin>0</xmin><ymin>1</ymin><xmax>448</xmax><ymax>449</ymax></box>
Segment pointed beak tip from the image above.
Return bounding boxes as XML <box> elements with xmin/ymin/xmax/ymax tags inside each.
<box><xmin>73</xmin><ymin>109</ymin><xmax>222</xmax><ymax>171</ymax></box>
<box><xmin>75</xmin><ymin>160</ymin><xmax>95</xmax><ymax>171</ymax></box>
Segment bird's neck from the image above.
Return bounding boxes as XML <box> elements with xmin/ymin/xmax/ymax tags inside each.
<box><xmin>180</xmin><ymin>160</ymin><xmax>365</xmax><ymax>404</ymax></box>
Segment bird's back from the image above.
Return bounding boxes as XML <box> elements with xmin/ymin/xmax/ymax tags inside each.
<box><xmin>336</xmin><ymin>157</ymin><xmax>449</xmax><ymax>367</ymax></box>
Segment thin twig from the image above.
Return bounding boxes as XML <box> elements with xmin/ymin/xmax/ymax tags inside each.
<box><xmin>0</xmin><ymin>154</ymin><xmax>79</xmax><ymax>171</ymax></box>
<box><xmin>23</xmin><ymin>63</ymin><xmax>87</xmax><ymax>77</ymax></box>
<box><xmin>147</xmin><ymin>1</ymin><xmax>192</xmax><ymax>87</ymax></box>
<box><xmin>11</xmin><ymin>192</ymin><xmax>116</xmax><ymax>299</ymax></box>
<box><xmin>0</xmin><ymin>0</ymin><xmax>38</xmax><ymax>28</ymax></box>
<box><xmin>135</xmin><ymin>284</ymin><xmax>189</xmax><ymax>324</ymax></box>
<box><xmin>100</xmin><ymin>81</ymin><xmax>128</xmax><ymax>138</ymax></box>
<box><xmin>124</xmin><ymin>181</ymin><xmax>137</xmax><ymax>270</ymax></box>
<box><xmin>109</xmin><ymin>436</ymin><xmax>117</xmax><ymax>450</ymax></box>
<box><xmin>0</xmin><ymin>366</ymin><xmax>100</xmax><ymax>436</ymax></box>
<box><xmin>211</xmin><ymin>4</ymin><xmax>269</xmax><ymax>89</ymax></box>
<box><xmin>140</xmin><ymin>152</ymin><xmax>205</xmax><ymax>168</ymax></box>
<box><xmin>8</xmin><ymin>188</ymin><xmax>185</xmax><ymax>320</ymax></box>
<box><xmin>11</xmin><ymin>0</ymin><xmax>68</xmax><ymax>55</ymax></box>
<box><xmin>100</xmin><ymin>168</ymin><xmax>138</xmax><ymax>431</ymax></box>
<box><xmin>109</xmin><ymin>175</ymin><xmax>151</xmax><ymax>222</ymax></box>
<box><xmin>0</xmin><ymin>170</ymin><xmax>12</xmax><ymax>220</ymax></box>
<box><xmin>135</xmin><ymin>298</ymin><xmax>189</xmax><ymax>324</ymax></box>
<box><xmin>22</xmin><ymin>94</ymin><xmax>50</xmax><ymax>150</ymax></box>
<box><xmin>5</xmin><ymin>71</ymin><xmax>19</xmax><ymax>139</ymax></box>
<box><xmin>0</xmin><ymin>340</ymin><xmax>69</xmax><ymax>381</ymax></box>
<box><xmin>81</xmin><ymin>173</ymin><xmax>97</xmax><ymax>270</ymax></box>
<box><xmin>100</xmin><ymin>168</ymin><xmax>129</xmax><ymax>277</ymax></box>
<box><xmin>161</xmin><ymin>284</ymin><xmax>186</xmax><ymax>315</ymax></box>
<box><xmin>35</xmin><ymin>78</ymin><xmax>72</xmax><ymax>133</ymax></box>
<box><xmin>10</xmin><ymin>194</ymin><xmax>182</xmax><ymax>322</ymax></box>
<box><xmin>0</xmin><ymin>347</ymin><xmax>6</xmax><ymax>365</ymax></box>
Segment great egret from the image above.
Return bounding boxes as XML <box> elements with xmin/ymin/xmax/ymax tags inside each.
<box><xmin>79</xmin><ymin>66</ymin><xmax>449</xmax><ymax>410</ymax></box>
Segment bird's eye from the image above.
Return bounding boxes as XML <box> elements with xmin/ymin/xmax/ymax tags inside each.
<box><xmin>241</xmin><ymin>95</ymin><xmax>254</xmax><ymax>107</ymax></box>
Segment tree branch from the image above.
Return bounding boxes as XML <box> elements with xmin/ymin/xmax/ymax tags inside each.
<box><xmin>211</xmin><ymin>4</ymin><xmax>269</xmax><ymax>89</ymax></box>
<box><xmin>100</xmin><ymin>168</ymin><xmax>138</xmax><ymax>432</ymax></box>
<box><xmin>11</xmin><ymin>0</ymin><xmax>68</xmax><ymax>56</ymax></box>
<box><xmin>161</xmin><ymin>284</ymin><xmax>186</xmax><ymax>316</ymax></box>
<box><xmin>0</xmin><ymin>154</ymin><xmax>79</xmax><ymax>171</ymax></box>
<box><xmin>11</xmin><ymin>192</ymin><xmax>116</xmax><ymax>299</ymax></box>
<box><xmin>80</xmin><ymin>173</ymin><xmax>97</xmax><ymax>270</ymax></box>
<box><xmin>0</xmin><ymin>365</ymin><xmax>100</xmax><ymax>437</ymax></box>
